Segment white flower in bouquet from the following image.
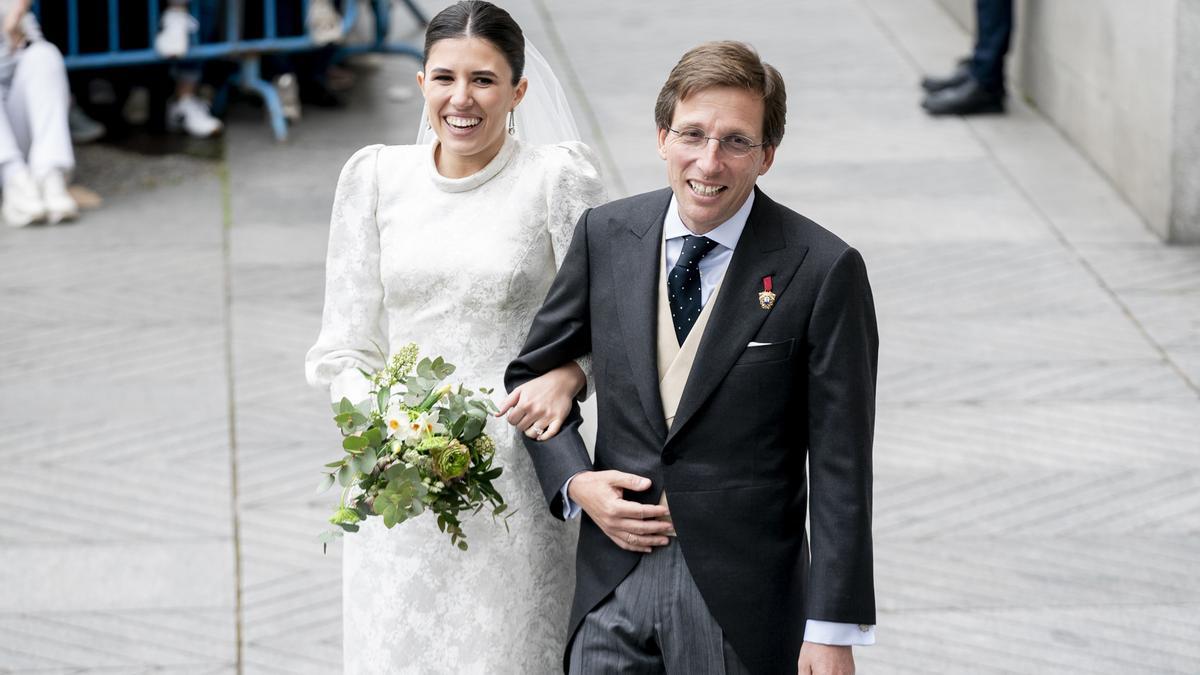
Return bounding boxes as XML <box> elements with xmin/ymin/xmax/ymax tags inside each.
<box><xmin>401</xmin><ymin>410</ymin><xmax>444</xmax><ymax>444</ymax></box>
<box><xmin>383</xmin><ymin>400</ymin><xmax>407</xmax><ymax>438</ymax></box>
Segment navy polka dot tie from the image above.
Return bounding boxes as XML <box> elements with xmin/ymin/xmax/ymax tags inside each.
<box><xmin>668</xmin><ymin>235</ymin><xmax>719</xmax><ymax>345</ymax></box>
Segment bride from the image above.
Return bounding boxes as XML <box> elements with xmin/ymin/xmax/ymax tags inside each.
<box><xmin>304</xmin><ymin>1</ymin><xmax>606</xmax><ymax>671</ymax></box>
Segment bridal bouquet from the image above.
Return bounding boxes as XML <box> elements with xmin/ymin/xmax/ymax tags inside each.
<box><xmin>317</xmin><ymin>343</ymin><xmax>509</xmax><ymax>551</ymax></box>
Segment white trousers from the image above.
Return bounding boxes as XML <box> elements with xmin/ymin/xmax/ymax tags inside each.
<box><xmin>0</xmin><ymin>41</ymin><xmax>74</xmax><ymax>177</ymax></box>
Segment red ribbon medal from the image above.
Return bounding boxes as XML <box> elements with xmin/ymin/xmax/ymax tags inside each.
<box><xmin>758</xmin><ymin>275</ymin><xmax>776</xmax><ymax>310</ymax></box>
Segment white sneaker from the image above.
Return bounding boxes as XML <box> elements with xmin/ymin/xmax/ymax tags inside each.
<box><xmin>166</xmin><ymin>95</ymin><xmax>223</xmax><ymax>137</ymax></box>
<box><xmin>2</xmin><ymin>166</ymin><xmax>47</xmax><ymax>228</ymax></box>
<box><xmin>307</xmin><ymin>0</ymin><xmax>344</xmax><ymax>46</ymax></box>
<box><xmin>40</xmin><ymin>170</ymin><xmax>79</xmax><ymax>224</ymax></box>
<box><xmin>155</xmin><ymin>7</ymin><xmax>197</xmax><ymax>58</ymax></box>
<box><xmin>275</xmin><ymin>73</ymin><xmax>302</xmax><ymax>121</ymax></box>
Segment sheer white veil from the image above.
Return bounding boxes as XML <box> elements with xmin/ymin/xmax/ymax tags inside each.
<box><xmin>415</xmin><ymin>42</ymin><xmax>582</xmax><ymax>145</ymax></box>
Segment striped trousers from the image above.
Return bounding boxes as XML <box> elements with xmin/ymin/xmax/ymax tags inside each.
<box><xmin>569</xmin><ymin>540</ymin><xmax>753</xmax><ymax>674</ymax></box>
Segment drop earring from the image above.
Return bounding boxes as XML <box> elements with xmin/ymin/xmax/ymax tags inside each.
<box><xmin>507</xmin><ymin>110</ymin><xmax>516</xmax><ymax>136</ymax></box>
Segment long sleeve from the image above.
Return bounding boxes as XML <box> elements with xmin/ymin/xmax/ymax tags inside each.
<box><xmin>804</xmin><ymin>246</ymin><xmax>879</xmax><ymax>624</ymax></box>
<box><xmin>544</xmin><ymin>142</ymin><xmax>607</xmax><ymax>400</ymax></box>
<box><xmin>505</xmin><ymin>209</ymin><xmax>596</xmax><ymax>517</ymax></box>
<box><xmin>304</xmin><ymin>144</ymin><xmax>388</xmax><ymax>401</ymax></box>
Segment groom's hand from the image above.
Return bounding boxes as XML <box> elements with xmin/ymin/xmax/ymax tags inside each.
<box><xmin>798</xmin><ymin>642</ymin><xmax>854</xmax><ymax>675</ymax></box>
<box><xmin>567</xmin><ymin>471</ymin><xmax>673</xmax><ymax>553</ymax></box>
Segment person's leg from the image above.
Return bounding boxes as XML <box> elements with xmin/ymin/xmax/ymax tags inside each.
<box><xmin>969</xmin><ymin>0</ymin><xmax>1015</xmax><ymax>94</ymax></box>
<box><xmin>0</xmin><ymin>99</ymin><xmax>46</xmax><ymax>227</ymax></box>
<box><xmin>568</xmin><ymin>552</ymin><xmax>665</xmax><ymax>674</ymax></box>
<box><xmin>156</xmin><ymin>0</ymin><xmax>195</xmax><ymax>57</ymax></box>
<box><xmin>0</xmin><ymin>84</ymin><xmax>24</xmax><ymax>173</ymax></box>
<box><xmin>9</xmin><ymin>42</ymin><xmax>73</xmax><ymax>178</ymax></box>
<box><xmin>7</xmin><ymin>41</ymin><xmax>77</xmax><ymax>223</ymax></box>
<box><xmin>658</xmin><ymin>543</ymin><xmax>753</xmax><ymax>675</ymax></box>
<box><xmin>166</xmin><ymin>70</ymin><xmax>223</xmax><ymax>136</ymax></box>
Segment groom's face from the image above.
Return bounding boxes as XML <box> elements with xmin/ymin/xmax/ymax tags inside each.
<box><xmin>658</xmin><ymin>86</ymin><xmax>776</xmax><ymax>235</ymax></box>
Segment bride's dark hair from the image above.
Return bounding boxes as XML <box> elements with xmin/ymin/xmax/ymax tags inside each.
<box><xmin>423</xmin><ymin>1</ymin><xmax>526</xmax><ymax>85</ymax></box>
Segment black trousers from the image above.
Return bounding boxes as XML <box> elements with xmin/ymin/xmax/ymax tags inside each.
<box><xmin>969</xmin><ymin>0</ymin><xmax>1014</xmax><ymax>93</ymax></box>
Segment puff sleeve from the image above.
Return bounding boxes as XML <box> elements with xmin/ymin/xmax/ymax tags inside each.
<box><xmin>544</xmin><ymin>142</ymin><xmax>607</xmax><ymax>399</ymax></box>
<box><xmin>304</xmin><ymin>144</ymin><xmax>388</xmax><ymax>403</ymax></box>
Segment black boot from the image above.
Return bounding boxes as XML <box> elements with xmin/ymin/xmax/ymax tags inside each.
<box><xmin>921</xmin><ymin>77</ymin><xmax>1005</xmax><ymax>115</ymax></box>
<box><xmin>920</xmin><ymin>58</ymin><xmax>971</xmax><ymax>92</ymax></box>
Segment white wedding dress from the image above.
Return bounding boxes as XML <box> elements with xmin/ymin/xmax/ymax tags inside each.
<box><xmin>305</xmin><ymin>133</ymin><xmax>606</xmax><ymax>673</ymax></box>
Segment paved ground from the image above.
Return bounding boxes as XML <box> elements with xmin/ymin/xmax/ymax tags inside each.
<box><xmin>2</xmin><ymin>0</ymin><xmax>1198</xmax><ymax>673</ymax></box>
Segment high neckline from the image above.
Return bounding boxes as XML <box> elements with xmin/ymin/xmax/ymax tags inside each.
<box><xmin>426</xmin><ymin>133</ymin><xmax>518</xmax><ymax>193</ymax></box>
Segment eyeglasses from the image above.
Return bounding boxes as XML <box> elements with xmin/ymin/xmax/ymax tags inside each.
<box><xmin>666</xmin><ymin>127</ymin><xmax>767</xmax><ymax>158</ymax></box>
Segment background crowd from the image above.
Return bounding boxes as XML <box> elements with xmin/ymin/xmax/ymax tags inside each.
<box><xmin>2</xmin><ymin>0</ymin><xmax>386</xmax><ymax>229</ymax></box>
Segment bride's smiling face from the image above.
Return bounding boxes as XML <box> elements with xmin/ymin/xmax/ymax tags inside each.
<box><xmin>418</xmin><ymin>37</ymin><xmax>527</xmax><ymax>177</ymax></box>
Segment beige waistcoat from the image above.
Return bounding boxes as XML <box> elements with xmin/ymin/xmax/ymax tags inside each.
<box><xmin>655</xmin><ymin>248</ymin><xmax>726</xmax><ymax>531</ymax></box>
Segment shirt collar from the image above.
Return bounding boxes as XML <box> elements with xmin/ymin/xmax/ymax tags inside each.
<box><xmin>663</xmin><ymin>189</ymin><xmax>755</xmax><ymax>251</ymax></box>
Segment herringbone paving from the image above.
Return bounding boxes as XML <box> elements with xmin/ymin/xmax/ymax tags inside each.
<box><xmin>1</xmin><ymin>0</ymin><xmax>1196</xmax><ymax>673</ymax></box>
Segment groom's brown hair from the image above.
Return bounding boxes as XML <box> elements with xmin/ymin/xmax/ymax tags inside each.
<box><xmin>654</xmin><ymin>41</ymin><xmax>787</xmax><ymax>147</ymax></box>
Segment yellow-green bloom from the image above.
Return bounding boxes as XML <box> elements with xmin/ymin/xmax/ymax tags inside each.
<box><xmin>469</xmin><ymin>434</ymin><xmax>495</xmax><ymax>460</ymax></box>
<box><xmin>425</xmin><ymin>438</ymin><xmax>471</xmax><ymax>482</ymax></box>
<box><xmin>329</xmin><ymin>507</ymin><xmax>362</xmax><ymax>525</ymax></box>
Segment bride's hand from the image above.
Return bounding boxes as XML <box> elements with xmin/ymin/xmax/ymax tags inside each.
<box><xmin>498</xmin><ymin>362</ymin><xmax>586</xmax><ymax>441</ymax></box>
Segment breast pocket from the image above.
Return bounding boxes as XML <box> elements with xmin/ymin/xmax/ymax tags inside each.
<box><xmin>733</xmin><ymin>338</ymin><xmax>795</xmax><ymax>366</ymax></box>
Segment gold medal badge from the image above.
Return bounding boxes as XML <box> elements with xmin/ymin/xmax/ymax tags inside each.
<box><xmin>759</xmin><ymin>275</ymin><xmax>776</xmax><ymax>310</ymax></box>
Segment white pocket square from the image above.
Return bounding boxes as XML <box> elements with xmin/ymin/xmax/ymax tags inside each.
<box><xmin>747</xmin><ymin>341</ymin><xmax>778</xmax><ymax>348</ymax></box>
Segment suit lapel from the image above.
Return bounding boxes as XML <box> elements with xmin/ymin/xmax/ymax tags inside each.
<box><xmin>611</xmin><ymin>189</ymin><xmax>672</xmax><ymax>440</ymax></box>
<box><xmin>665</xmin><ymin>188</ymin><xmax>809</xmax><ymax>447</ymax></box>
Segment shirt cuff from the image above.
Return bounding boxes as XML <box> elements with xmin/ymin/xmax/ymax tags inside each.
<box><xmin>560</xmin><ymin>475</ymin><xmax>583</xmax><ymax>519</ymax></box>
<box><xmin>573</xmin><ymin>354</ymin><xmax>594</xmax><ymax>401</ymax></box>
<box><xmin>803</xmin><ymin>620</ymin><xmax>875</xmax><ymax>646</ymax></box>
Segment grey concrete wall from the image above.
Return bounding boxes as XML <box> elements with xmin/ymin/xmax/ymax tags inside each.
<box><xmin>933</xmin><ymin>0</ymin><xmax>1197</xmax><ymax>242</ymax></box>
<box><xmin>1174</xmin><ymin>0</ymin><xmax>1200</xmax><ymax>243</ymax></box>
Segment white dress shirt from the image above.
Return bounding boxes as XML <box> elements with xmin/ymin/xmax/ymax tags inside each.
<box><xmin>559</xmin><ymin>190</ymin><xmax>875</xmax><ymax>646</ymax></box>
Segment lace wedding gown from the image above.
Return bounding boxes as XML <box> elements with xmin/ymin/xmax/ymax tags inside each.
<box><xmin>306</xmin><ymin>133</ymin><xmax>606</xmax><ymax>673</ymax></box>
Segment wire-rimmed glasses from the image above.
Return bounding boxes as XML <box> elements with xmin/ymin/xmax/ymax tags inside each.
<box><xmin>666</xmin><ymin>127</ymin><xmax>767</xmax><ymax>158</ymax></box>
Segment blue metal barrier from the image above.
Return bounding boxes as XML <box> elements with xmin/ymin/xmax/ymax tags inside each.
<box><xmin>31</xmin><ymin>0</ymin><xmax>427</xmax><ymax>141</ymax></box>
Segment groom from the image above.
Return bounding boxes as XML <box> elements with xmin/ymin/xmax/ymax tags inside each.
<box><xmin>506</xmin><ymin>41</ymin><xmax>877</xmax><ymax>674</ymax></box>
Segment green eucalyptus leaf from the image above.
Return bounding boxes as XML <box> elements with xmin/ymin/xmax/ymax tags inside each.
<box><xmin>343</xmin><ymin>435</ymin><xmax>368</xmax><ymax>451</ymax></box>
<box><xmin>417</xmin><ymin>359</ymin><xmax>434</xmax><ymax>379</ymax></box>
<box><xmin>337</xmin><ymin>464</ymin><xmax>353</xmax><ymax>487</ymax></box>
<box><xmin>356</xmin><ymin>450</ymin><xmax>377</xmax><ymax>475</ymax></box>
<box><xmin>316</xmin><ymin>473</ymin><xmax>336</xmax><ymax>494</ymax></box>
<box><xmin>363</xmin><ymin>426</ymin><xmax>383</xmax><ymax>448</ymax></box>
<box><xmin>461</xmin><ymin>417</ymin><xmax>484</xmax><ymax>443</ymax></box>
